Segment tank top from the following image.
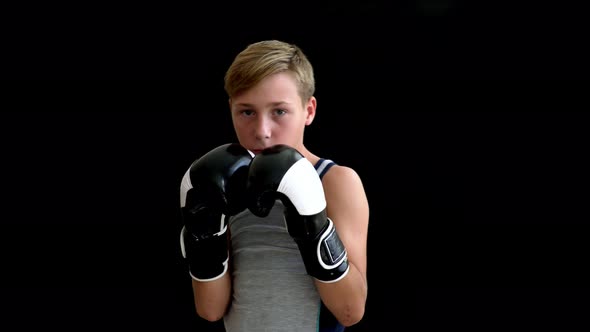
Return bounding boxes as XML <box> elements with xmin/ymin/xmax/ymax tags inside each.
<box><xmin>223</xmin><ymin>158</ymin><xmax>343</xmax><ymax>332</ymax></box>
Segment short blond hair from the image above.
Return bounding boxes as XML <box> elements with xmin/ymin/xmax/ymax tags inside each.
<box><xmin>224</xmin><ymin>40</ymin><xmax>315</xmax><ymax>105</ymax></box>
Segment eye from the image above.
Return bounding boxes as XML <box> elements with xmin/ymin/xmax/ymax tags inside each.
<box><xmin>274</xmin><ymin>109</ymin><xmax>287</xmax><ymax>116</ymax></box>
<box><xmin>240</xmin><ymin>110</ymin><xmax>255</xmax><ymax>117</ymax></box>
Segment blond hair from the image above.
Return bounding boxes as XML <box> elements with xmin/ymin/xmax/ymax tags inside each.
<box><xmin>224</xmin><ymin>40</ymin><xmax>315</xmax><ymax>105</ymax></box>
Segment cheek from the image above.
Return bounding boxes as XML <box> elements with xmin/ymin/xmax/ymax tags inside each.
<box><xmin>233</xmin><ymin>118</ymin><xmax>247</xmax><ymax>129</ymax></box>
<box><xmin>234</xmin><ymin>122</ymin><xmax>255</xmax><ymax>140</ymax></box>
<box><xmin>234</xmin><ymin>124</ymin><xmax>248</xmax><ymax>137</ymax></box>
<box><xmin>280</xmin><ymin>123</ymin><xmax>301</xmax><ymax>139</ymax></box>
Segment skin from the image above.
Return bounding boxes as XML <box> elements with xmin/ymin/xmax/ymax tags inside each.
<box><xmin>193</xmin><ymin>71</ymin><xmax>369</xmax><ymax>327</ymax></box>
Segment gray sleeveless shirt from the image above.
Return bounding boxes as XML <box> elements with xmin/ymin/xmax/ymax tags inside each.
<box><xmin>223</xmin><ymin>158</ymin><xmax>343</xmax><ymax>332</ymax></box>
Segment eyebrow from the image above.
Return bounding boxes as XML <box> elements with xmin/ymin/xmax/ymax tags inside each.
<box><xmin>234</xmin><ymin>101</ymin><xmax>291</xmax><ymax>108</ymax></box>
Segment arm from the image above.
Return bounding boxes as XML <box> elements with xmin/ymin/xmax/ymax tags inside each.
<box><xmin>191</xmin><ymin>264</ymin><xmax>232</xmax><ymax>321</ymax></box>
<box><xmin>181</xmin><ymin>222</ymin><xmax>232</xmax><ymax>321</ymax></box>
<box><xmin>180</xmin><ymin>143</ymin><xmax>252</xmax><ymax>321</ymax></box>
<box><xmin>314</xmin><ymin>165</ymin><xmax>369</xmax><ymax>326</ymax></box>
<box><xmin>246</xmin><ymin>145</ymin><xmax>369</xmax><ymax>327</ymax></box>
<box><xmin>191</xmin><ymin>224</ymin><xmax>235</xmax><ymax>321</ymax></box>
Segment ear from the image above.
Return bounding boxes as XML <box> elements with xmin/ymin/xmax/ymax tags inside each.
<box><xmin>304</xmin><ymin>96</ymin><xmax>317</xmax><ymax>126</ymax></box>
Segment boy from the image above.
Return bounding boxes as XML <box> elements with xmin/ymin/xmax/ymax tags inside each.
<box><xmin>180</xmin><ymin>40</ymin><xmax>369</xmax><ymax>331</ymax></box>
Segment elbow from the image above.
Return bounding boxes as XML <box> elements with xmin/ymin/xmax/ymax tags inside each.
<box><xmin>337</xmin><ymin>304</ymin><xmax>365</xmax><ymax>327</ymax></box>
<box><xmin>196</xmin><ymin>306</ymin><xmax>225</xmax><ymax>322</ymax></box>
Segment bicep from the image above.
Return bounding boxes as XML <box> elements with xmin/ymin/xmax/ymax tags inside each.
<box><xmin>324</xmin><ymin>167</ymin><xmax>369</xmax><ymax>278</ymax></box>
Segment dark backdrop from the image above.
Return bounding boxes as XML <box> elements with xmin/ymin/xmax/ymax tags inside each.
<box><xmin>2</xmin><ymin>1</ymin><xmax>589</xmax><ymax>331</ymax></box>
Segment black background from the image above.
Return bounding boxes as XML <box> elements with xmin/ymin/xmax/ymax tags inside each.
<box><xmin>2</xmin><ymin>1</ymin><xmax>589</xmax><ymax>331</ymax></box>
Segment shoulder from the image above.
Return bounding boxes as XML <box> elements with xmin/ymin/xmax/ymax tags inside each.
<box><xmin>309</xmin><ymin>155</ymin><xmax>366</xmax><ymax>200</ymax></box>
<box><xmin>321</xmin><ymin>165</ymin><xmax>368</xmax><ymax>208</ymax></box>
<box><xmin>322</xmin><ymin>164</ymin><xmax>362</xmax><ymax>187</ymax></box>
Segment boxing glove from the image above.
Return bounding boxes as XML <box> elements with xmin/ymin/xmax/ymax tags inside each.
<box><xmin>247</xmin><ymin>144</ymin><xmax>349</xmax><ymax>283</ymax></box>
<box><xmin>180</xmin><ymin>143</ymin><xmax>253</xmax><ymax>281</ymax></box>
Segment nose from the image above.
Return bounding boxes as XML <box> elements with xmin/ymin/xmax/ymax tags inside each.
<box><xmin>254</xmin><ymin>115</ymin><xmax>271</xmax><ymax>141</ymax></box>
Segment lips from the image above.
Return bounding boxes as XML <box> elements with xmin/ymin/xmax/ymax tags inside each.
<box><xmin>249</xmin><ymin>147</ymin><xmax>270</xmax><ymax>154</ymax></box>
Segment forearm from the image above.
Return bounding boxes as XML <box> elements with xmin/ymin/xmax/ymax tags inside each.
<box><xmin>315</xmin><ymin>261</ymin><xmax>367</xmax><ymax>327</ymax></box>
<box><xmin>192</xmin><ymin>272</ymin><xmax>232</xmax><ymax>322</ymax></box>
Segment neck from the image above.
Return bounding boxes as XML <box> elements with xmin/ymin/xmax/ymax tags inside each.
<box><xmin>296</xmin><ymin>144</ymin><xmax>319</xmax><ymax>165</ymax></box>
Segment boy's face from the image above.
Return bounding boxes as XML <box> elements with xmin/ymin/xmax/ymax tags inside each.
<box><xmin>229</xmin><ymin>72</ymin><xmax>316</xmax><ymax>155</ymax></box>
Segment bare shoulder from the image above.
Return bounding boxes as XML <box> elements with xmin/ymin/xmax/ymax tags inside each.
<box><xmin>321</xmin><ymin>165</ymin><xmax>369</xmax><ymax>217</ymax></box>
<box><xmin>322</xmin><ymin>164</ymin><xmax>366</xmax><ymax>193</ymax></box>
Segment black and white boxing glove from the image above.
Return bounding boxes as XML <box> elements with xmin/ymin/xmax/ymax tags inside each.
<box><xmin>180</xmin><ymin>143</ymin><xmax>253</xmax><ymax>281</ymax></box>
<box><xmin>247</xmin><ymin>144</ymin><xmax>349</xmax><ymax>283</ymax></box>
